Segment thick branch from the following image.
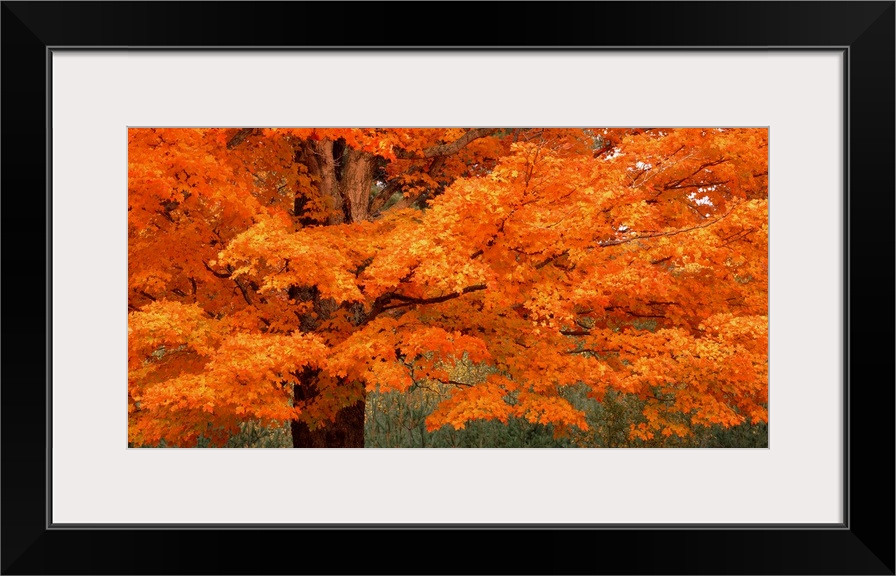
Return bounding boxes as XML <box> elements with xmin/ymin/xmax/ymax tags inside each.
<box><xmin>534</xmin><ymin>250</ymin><xmax>570</xmax><ymax>270</ymax></box>
<box><xmin>380</xmin><ymin>284</ymin><xmax>487</xmax><ymax>312</ymax></box>
<box><xmin>395</xmin><ymin>128</ymin><xmax>498</xmax><ymax>160</ymax></box>
<box><xmin>226</xmin><ymin>128</ymin><xmax>255</xmax><ymax>150</ymax></box>
<box><xmin>360</xmin><ymin>284</ymin><xmax>486</xmax><ymax>326</ymax></box>
<box><xmin>233</xmin><ymin>278</ymin><xmax>253</xmax><ymax>306</ymax></box>
<box><xmin>371</xmin><ymin>131</ymin><xmax>493</xmax><ymax>216</ymax></box>
<box><xmin>203</xmin><ymin>260</ymin><xmax>231</xmax><ymax>278</ymax></box>
<box><xmin>560</xmin><ymin>329</ymin><xmax>591</xmax><ymax>336</ymax></box>
<box><xmin>384</xmin><ymin>156</ymin><xmax>448</xmax><ymax>212</ymax></box>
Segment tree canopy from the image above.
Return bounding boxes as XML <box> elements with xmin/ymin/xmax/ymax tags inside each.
<box><xmin>128</xmin><ymin>127</ymin><xmax>768</xmax><ymax>447</ymax></box>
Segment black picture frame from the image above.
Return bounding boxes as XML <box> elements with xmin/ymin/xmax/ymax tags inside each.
<box><xmin>2</xmin><ymin>2</ymin><xmax>892</xmax><ymax>574</ymax></box>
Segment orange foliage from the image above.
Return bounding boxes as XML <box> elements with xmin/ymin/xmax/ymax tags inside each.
<box><xmin>128</xmin><ymin>128</ymin><xmax>768</xmax><ymax>446</ymax></box>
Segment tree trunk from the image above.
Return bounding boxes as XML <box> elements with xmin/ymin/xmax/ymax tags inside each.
<box><xmin>291</xmin><ymin>370</ymin><xmax>366</xmax><ymax>448</ymax></box>
<box><xmin>339</xmin><ymin>148</ymin><xmax>375</xmax><ymax>223</ymax></box>
<box><xmin>298</xmin><ymin>140</ymin><xmax>345</xmax><ymax>225</ymax></box>
<box><xmin>290</xmin><ymin>140</ymin><xmax>375</xmax><ymax>447</ymax></box>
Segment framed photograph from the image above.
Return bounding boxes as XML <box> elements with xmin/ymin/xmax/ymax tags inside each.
<box><xmin>3</xmin><ymin>2</ymin><xmax>892</xmax><ymax>574</ymax></box>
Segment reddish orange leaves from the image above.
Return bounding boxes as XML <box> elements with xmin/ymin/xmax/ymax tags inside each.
<box><xmin>129</xmin><ymin>128</ymin><xmax>768</xmax><ymax>447</ymax></box>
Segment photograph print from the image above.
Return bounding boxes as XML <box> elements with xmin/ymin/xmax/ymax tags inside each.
<box><xmin>128</xmin><ymin>128</ymin><xmax>768</xmax><ymax>448</ymax></box>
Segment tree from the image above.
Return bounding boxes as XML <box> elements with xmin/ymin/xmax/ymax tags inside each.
<box><xmin>128</xmin><ymin>127</ymin><xmax>768</xmax><ymax>447</ymax></box>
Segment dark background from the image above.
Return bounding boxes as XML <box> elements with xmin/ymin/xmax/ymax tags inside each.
<box><xmin>2</xmin><ymin>2</ymin><xmax>893</xmax><ymax>574</ymax></box>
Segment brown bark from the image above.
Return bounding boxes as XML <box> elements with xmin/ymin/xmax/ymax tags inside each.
<box><xmin>298</xmin><ymin>139</ymin><xmax>345</xmax><ymax>225</ymax></box>
<box><xmin>238</xmin><ymin>131</ymin><xmax>499</xmax><ymax>448</ymax></box>
<box><xmin>287</xmin><ymin>239</ymin><xmax>368</xmax><ymax>448</ymax></box>
<box><xmin>284</xmin><ymin>141</ymin><xmax>382</xmax><ymax>447</ymax></box>
<box><xmin>291</xmin><ymin>369</ymin><xmax>365</xmax><ymax>448</ymax></box>
<box><xmin>371</xmin><ymin>128</ymin><xmax>497</xmax><ymax>215</ymax></box>
<box><xmin>296</xmin><ymin>139</ymin><xmax>376</xmax><ymax>225</ymax></box>
<box><xmin>226</xmin><ymin>128</ymin><xmax>255</xmax><ymax>150</ymax></box>
<box><xmin>395</xmin><ymin>128</ymin><xmax>498</xmax><ymax>159</ymax></box>
<box><xmin>339</xmin><ymin>147</ymin><xmax>375</xmax><ymax>223</ymax></box>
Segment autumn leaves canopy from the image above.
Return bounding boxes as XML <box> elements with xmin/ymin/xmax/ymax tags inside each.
<box><xmin>128</xmin><ymin>128</ymin><xmax>768</xmax><ymax>447</ymax></box>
